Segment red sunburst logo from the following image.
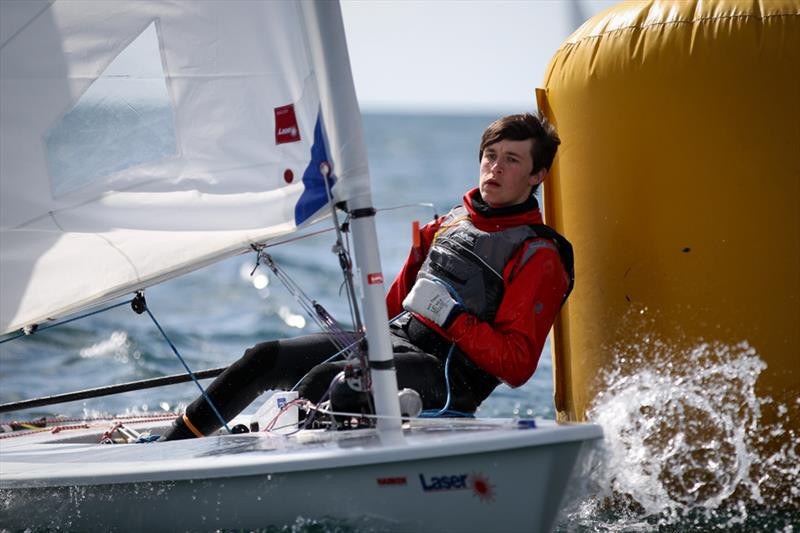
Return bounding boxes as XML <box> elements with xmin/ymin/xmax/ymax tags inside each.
<box><xmin>469</xmin><ymin>473</ymin><xmax>496</xmax><ymax>503</ymax></box>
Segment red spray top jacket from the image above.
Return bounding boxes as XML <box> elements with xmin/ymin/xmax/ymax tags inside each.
<box><xmin>385</xmin><ymin>188</ymin><xmax>571</xmax><ymax>387</ymax></box>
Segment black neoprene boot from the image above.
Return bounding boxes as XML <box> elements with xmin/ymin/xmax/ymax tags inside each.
<box><xmin>159</xmin><ymin>341</ymin><xmax>280</xmax><ymax>442</ymax></box>
<box><xmin>159</xmin><ymin>415</ymin><xmax>199</xmax><ymax>441</ymax></box>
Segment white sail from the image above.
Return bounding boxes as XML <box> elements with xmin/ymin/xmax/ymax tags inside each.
<box><xmin>0</xmin><ymin>0</ymin><xmax>371</xmax><ymax>335</ymax></box>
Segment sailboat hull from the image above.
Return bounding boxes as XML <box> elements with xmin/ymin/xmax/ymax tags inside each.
<box><xmin>0</xmin><ymin>419</ymin><xmax>600</xmax><ymax>532</ymax></box>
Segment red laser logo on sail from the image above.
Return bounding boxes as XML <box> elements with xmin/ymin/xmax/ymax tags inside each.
<box><xmin>275</xmin><ymin>104</ymin><xmax>301</xmax><ymax>144</ymax></box>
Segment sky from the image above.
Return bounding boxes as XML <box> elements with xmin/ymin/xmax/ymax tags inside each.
<box><xmin>340</xmin><ymin>0</ymin><xmax>616</xmax><ymax>114</ymax></box>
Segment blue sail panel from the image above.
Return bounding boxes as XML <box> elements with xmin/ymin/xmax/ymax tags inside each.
<box><xmin>295</xmin><ymin>113</ymin><xmax>336</xmax><ymax>226</ymax></box>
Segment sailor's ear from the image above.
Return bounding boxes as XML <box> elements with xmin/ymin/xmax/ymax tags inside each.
<box><xmin>529</xmin><ymin>168</ymin><xmax>547</xmax><ymax>187</ymax></box>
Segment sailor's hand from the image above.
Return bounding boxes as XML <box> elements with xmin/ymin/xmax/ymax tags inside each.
<box><xmin>402</xmin><ymin>277</ymin><xmax>462</xmax><ymax>328</ymax></box>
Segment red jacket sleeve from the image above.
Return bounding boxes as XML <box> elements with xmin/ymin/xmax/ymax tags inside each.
<box><xmin>385</xmin><ymin>217</ymin><xmax>444</xmax><ymax>318</ymax></box>
<box><xmin>445</xmin><ymin>239</ymin><xmax>571</xmax><ymax>387</ymax></box>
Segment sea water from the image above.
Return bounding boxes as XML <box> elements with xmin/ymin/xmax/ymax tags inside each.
<box><xmin>1</xmin><ymin>113</ymin><xmax>797</xmax><ymax>531</ymax></box>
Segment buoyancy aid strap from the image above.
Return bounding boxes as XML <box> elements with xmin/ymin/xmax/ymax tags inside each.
<box><xmin>514</xmin><ymin>240</ymin><xmax>560</xmax><ymax>272</ymax></box>
<box><xmin>432</xmin><ymin>215</ymin><xmax>469</xmax><ymax>243</ymax></box>
<box><xmin>511</xmin><ymin>224</ymin><xmax>575</xmax><ymax>303</ymax></box>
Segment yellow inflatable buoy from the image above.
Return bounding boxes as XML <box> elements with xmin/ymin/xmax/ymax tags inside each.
<box><xmin>538</xmin><ymin>0</ymin><xmax>799</xmax><ymax>444</ymax></box>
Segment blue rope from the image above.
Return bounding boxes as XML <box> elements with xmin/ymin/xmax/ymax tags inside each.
<box><xmin>418</xmin><ymin>342</ymin><xmax>475</xmax><ymax>419</ymax></box>
<box><xmin>0</xmin><ymin>296</ymin><xmax>231</xmax><ymax>432</ymax></box>
<box><xmin>420</xmin><ymin>342</ymin><xmax>454</xmax><ymax>418</ymax></box>
<box><xmin>144</xmin><ymin>308</ymin><xmax>231</xmax><ymax>434</ymax></box>
<box><xmin>0</xmin><ymin>331</ymin><xmax>25</xmax><ymax>344</ymax></box>
<box><xmin>388</xmin><ymin>314</ymin><xmax>475</xmax><ymax>419</ymax></box>
<box><xmin>0</xmin><ymin>299</ymin><xmax>134</xmax><ymax>345</ymax></box>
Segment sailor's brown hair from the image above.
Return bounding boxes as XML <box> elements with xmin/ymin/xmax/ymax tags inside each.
<box><xmin>479</xmin><ymin>112</ymin><xmax>561</xmax><ymax>175</ymax></box>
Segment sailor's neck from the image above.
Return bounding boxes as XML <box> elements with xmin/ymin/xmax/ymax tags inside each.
<box><xmin>469</xmin><ymin>191</ymin><xmax>539</xmax><ymax>218</ymax></box>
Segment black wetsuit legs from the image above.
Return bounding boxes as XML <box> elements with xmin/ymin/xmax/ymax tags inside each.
<box><xmin>161</xmin><ymin>330</ymin><xmax>490</xmax><ymax>441</ymax></box>
<box><xmin>162</xmin><ymin>333</ymin><xmax>340</xmax><ymax>439</ymax></box>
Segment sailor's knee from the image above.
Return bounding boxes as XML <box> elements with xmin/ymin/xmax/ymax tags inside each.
<box><xmin>239</xmin><ymin>340</ymin><xmax>279</xmax><ymax>373</ymax></box>
<box><xmin>243</xmin><ymin>339</ymin><xmax>278</xmax><ymax>357</ymax></box>
<box><xmin>296</xmin><ymin>362</ymin><xmax>342</xmax><ymax>402</ymax></box>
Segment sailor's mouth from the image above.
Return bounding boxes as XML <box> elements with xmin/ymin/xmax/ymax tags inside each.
<box><xmin>484</xmin><ymin>179</ymin><xmax>500</xmax><ymax>188</ymax></box>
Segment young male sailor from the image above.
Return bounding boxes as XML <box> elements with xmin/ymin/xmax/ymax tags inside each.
<box><xmin>161</xmin><ymin>112</ymin><xmax>573</xmax><ymax>441</ymax></box>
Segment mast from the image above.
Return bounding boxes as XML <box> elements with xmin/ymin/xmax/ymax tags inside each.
<box><xmin>300</xmin><ymin>0</ymin><xmax>402</xmax><ymax>436</ymax></box>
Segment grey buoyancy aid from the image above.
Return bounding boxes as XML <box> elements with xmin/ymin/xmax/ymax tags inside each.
<box><xmin>417</xmin><ymin>206</ymin><xmax>574</xmax><ymax>323</ymax></box>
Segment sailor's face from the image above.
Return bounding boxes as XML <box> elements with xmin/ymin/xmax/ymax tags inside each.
<box><xmin>479</xmin><ymin>139</ymin><xmax>543</xmax><ymax>208</ymax></box>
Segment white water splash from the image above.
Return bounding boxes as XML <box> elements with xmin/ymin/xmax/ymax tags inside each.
<box><xmin>79</xmin><ymin>331</ymin><xmax>135</xmax><ymax>363</ymax></box>
<box><xmin>562</xmin><ymin>339</ymin><xmax>799</xmax><ymax>531</ymax></box>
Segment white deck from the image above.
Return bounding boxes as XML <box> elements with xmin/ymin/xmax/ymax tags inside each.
<box><xmin>1</xmin><ymin>417</ymin><xmax>601</xmax><ymax>486</ymax></box>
